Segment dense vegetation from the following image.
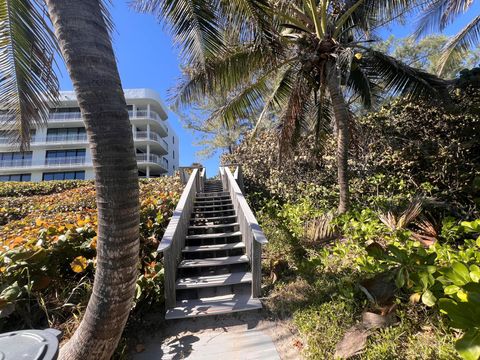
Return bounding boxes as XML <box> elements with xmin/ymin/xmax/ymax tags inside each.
<box><xmin>224</xmin><ymin>77</ymin><xmax>480</xmax><ymax>359</ymax></box>
<box><xmin>0</xmin><ymin>178</ymin><xmax>183</xmax><ymax>356</ymax></box>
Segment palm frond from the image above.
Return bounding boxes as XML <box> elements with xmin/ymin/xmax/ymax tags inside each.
<box><xmin>279</xmin><ymin>77</ymin><xmax>311</xmax><ymax>154</ymax></box>
<box><xmin>414</xmin><ymin>0</ymin><xmax>474</xmax><ymax>39</ymax></box>
<box><xmin>366</xmin><ymin>0</ymin><xmax>423</xmax><ymax>23</ymax></box>
<box><xmin>414</xmin><ymin>0</ymin><xmax>450</xmax><ymax>39</ymax></box>
<box><xmin>339</xmin><ymin>0</ymin><xmax>421</xmax><ymax>35</ymax></box>
<box><xmin>0</xmin><ymin>0</ymin><xmax>59</xmax><ymax>149</ymax></box>
<box><xmin>253</xmin><ymin>64</ymin><xmax>295</xmax><ymax>136</ymax></box>
<box><xmin>311</xmin><ymin>89</ymin><xmax>333</xmax><ymax>147</ymax></box>
<box><xmin>361</xmin><ymin>49</ymin><xmax>450</xmax><ymax>99</ymax></box>
<box><xmin>210</xmin><ymin>71</ymin><xmax>271</xmax><ymax>129</ymax></box>
<box><xmin>132</xmin><ymin>0</ymin><xmax>223</xmax><ymax>65</ymax></box>
<box><xmin>211</xmin><ymin>58</ymin><xmax>296</xmax><ymax>128</ymax></box>
<box><xmin>218</xmin><ymin>0</ymin><xmax>273</xmax><ymax>43</ymax></box>
<box><xmin>99</xmin><ymin>0</ymin><xmax>115</xmax><ymax>35</ymax></box>
<box><xmin>438</xmin><ymin>15</ymin><xmax>480</xmax><ymax>75</ymax></box>
<box><xmin>347</xmin><ymin>64</ymin><xmax>374</xmax><ymax>108</ymax></box>
<box><xmin>169</xmin><ymin>44</ymin><xmax>271</xmax><ymax>109</ymax></box>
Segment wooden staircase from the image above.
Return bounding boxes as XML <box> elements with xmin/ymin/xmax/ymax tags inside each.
<box><xmin>159</xmin><ymin>167</ymin><xmax>267</xmax><ymax>320</ymax></box>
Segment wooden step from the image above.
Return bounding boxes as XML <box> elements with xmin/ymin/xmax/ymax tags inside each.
<box><xmin>198</xmin><ymin>191</ymin><xmax>229</xmax><ymax>197</ymax></box>
<box><xmin>186</xmin><ymin>231</ymin><xmax>242</xmax><ymax>240</ymax></box>
<box><xmin>192</xmin><ymin>209</ymin><xmax>236</xmax><ymax>216</ymax></box>
<box><xmin>196</xmin><ymin>195</ymin><xmax>230</xmax><ymax>201</ymax></box>
<box><xmin>194</xmin><ymin>204</ymin><xmax>233</xmax><ymax>209</ymax></box>
<box><xmin>176</xmin><ymin>271</ymin><xmax>252</xmax><ymax>289</ymax></box>
<box><xmin>189</xmin><ymin>222</ymin><xmax>239</xmax><ymax>230</ymax></box>
<box><xmin>165</xmin><ymin>293</ymin><xmax>262</xmax><ymax>320</ymax></box>
<box><xmin>178</xmin><ymin>255</ymin><xmax>249</xmax><ymax>268</ymax></box>
<box><xmin>190</xmin><ymin>214</ymin><xmax>237</xmax><ymax>222</ymax></box>
<box><xmin>182</xmin><ymin>242</ymin><xmax>245</xmax><ymax>253</ymax></box>
<box><xmin>194</xmin><ymin>199</ymin><xmax>232</xmax><ymax>205</ymax></box>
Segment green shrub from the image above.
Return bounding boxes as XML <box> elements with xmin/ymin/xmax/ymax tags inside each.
<box><xmin>0</xmin><ymin>177</ymin><xmax>183</xmax><ymax>341</ymax></box>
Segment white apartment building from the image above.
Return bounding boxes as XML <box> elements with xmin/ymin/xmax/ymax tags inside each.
<box><xmin>0</xmin><ymin>88</ymin><xmax>179</xmax><ymax>182</ymax></box>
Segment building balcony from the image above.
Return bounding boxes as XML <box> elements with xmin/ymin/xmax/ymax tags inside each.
<box><xmin>134</xmin><ymin>131</ymin><xmax>168</xmax><ymax>155</ymax></box>
<box><xmin>0</xmin><ymin>157</ymin><xmax>90</xmax><ymax>171</ymax></box>
<box><xmin>0</xmin><ymin>134</ymin><xmax>88</xmax><ymax>149</ymax></box>
<box><xmin>128</xmin><ymin>110</ymin><xmax>168</xmax><ymax>136</ymax></box>
<box><xmin>44</xmin><ymin>157</ymin><xmax>87</xmax><ymax>167</ymax></box>
<box><xmin>136</xmin><ymin>153</ymin><xmax>168</xmax><ymax>173</ymax></box>
<box><xmin>1</xmin><ymin>110</ymin><xmax>169</xmax><ymax>137</ymax></box>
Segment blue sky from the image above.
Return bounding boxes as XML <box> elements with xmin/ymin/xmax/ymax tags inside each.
<box><xmin>57</xmin><ymin>2</ymin><xmax>480</xmax><ymax>175</ymax></box>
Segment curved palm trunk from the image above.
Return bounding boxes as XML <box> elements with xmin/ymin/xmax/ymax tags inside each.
<box><xmin>326</xmin><ymin>62</ymin><xmax>350</xmax><ymax>214</ymax></box>
<box><xmin>45</xmin><ymin>1</ymin><xmax>140</xmax><ymax>359</ymax></box>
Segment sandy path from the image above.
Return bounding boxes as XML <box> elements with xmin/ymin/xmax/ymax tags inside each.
<box><xmin>132</xmin><ymin>311</ymin><xmax>301</xmax><ymax>360</ymax></box>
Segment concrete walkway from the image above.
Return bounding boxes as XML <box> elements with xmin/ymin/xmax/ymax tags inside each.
<box><xmin>133</xmin><ymin>312</ymin><xmax>298</xmax><ymax>359</ymax></box>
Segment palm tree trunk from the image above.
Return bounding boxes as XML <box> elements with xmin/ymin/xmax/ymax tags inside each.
<box><xmin>326</xmin><ymin>61</ymin><xmax>350</xmax><ymax>214</ymax></box>
<box><xmin>45</xmin><ymin>1</ymin><xmax>140</xmax><ymax>359</ymax></box>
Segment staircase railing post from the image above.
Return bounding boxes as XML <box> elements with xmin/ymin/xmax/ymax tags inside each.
<box><xmin>163</xmin><ymin>248</ymin><xmax>176</xmax><ymax>308</ymax></box>
<box><xmin>252</xmin><ymin>238</ymin><xmax>262</xmax><ymax>297</ymax></box>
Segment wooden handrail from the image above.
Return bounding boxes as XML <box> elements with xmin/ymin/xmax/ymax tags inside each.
<box><xmin>220</xmin><ymin>165</ymin><xmax>267</xmax><ymax>297</ymax></box>
<box><xmin>222</xmin><ymin>167</ymin><xmax>267</xmax><ymax>245</ymax></box>
<box><xmin>159</xmin><ymin>168</ymin><xmax>201</xmax><ymax>307</ymax></box>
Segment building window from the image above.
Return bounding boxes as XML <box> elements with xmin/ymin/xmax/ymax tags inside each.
<box><xmin>172</xmin><ymin>136</ymin><xmax>175</xmax><ymax>144</ymax></box>
<box><xmin>1</xmin><ymin>152</ymin><xmax>32</xmax><ymax>161</ymax></box>
<box><xmin>45</xmin><ymin>149</ymin><xmax>86</xmax><ymax>165</ymax></box>
<box><xmin>42</xmin><ymin>171</ymin><xmax>85</xmax><ymax>181</ymax></box>
<box><xmin>47</xmin><ymin>127</ymin><xmax>86</xmax><ymax>141</ymax></box>
<box><xmin>0</xmin><ymin>174</ymin><xmax>31</xmax><ymax>182</ymax></box>
<box><xmin>46</xmin><ymin>149</ymin><xmax>86</xmax><ymax>159</ymax></box>
<box><xmin>0</xmin><ymin>152</ymin><xmax>32</xmax><ymax>166</ymax></box>
<box><xmin>173</xmin><ymin>150</ymin><xmax>175</xmax><ymax>159</ymax></box>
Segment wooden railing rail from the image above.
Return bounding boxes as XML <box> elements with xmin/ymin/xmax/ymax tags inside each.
<box><xmin>219</xmin><ymin>165</ymin><xmax>267</xmax><ymax>297</ymax></box>
<box><xmin>158</xmin><ymin>167</ymin><xmax>203</xmax><ymax>308</ymax></box>
<box><xmin>178</xmin><ymin>165</ymin><xmax>205</xmax><ymax>185</ymax></box>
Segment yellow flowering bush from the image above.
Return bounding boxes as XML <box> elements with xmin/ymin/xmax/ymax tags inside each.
<box><xmin>0</xmin><ymin>177</ymin><xmax>182</xmax><ymax>334</ymax></box>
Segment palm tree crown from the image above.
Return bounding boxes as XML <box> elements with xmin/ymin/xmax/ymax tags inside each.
<box><xmin>136</xmin><ymin>0</ymin><xmax>450</xmax><ymax>212</ymax></box>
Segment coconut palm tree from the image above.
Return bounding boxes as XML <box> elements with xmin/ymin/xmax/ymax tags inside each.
<box><xmin>0</xmin><ymin>0</ymin><xmax>139</xmax><ymax>358</ymax></box>
<box><xmin>415</xmin><ymin>0</ymin><xmax>479</xmax><ymax>75</ymax></box>
<box><xmin>135</xmin><ymin>0</ymin><xmax>449</xmax><ymax>213</ymax></box>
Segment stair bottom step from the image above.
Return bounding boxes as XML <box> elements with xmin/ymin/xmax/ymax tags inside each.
<box><xmin>165</xmin><ymin>294</ymin><xmax>262</xmax><ymax>320</ymax></box>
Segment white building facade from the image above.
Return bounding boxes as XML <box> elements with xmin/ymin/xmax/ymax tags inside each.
<box><xmin>0</xmin><ymin>88</ymin><xmax>179</xmax><ymax>182</ymax></box>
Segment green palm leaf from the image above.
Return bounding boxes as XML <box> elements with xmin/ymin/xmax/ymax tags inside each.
<box><xmin>132</xmin><ymin>0</ymin><xmax>223</xmax><ymax>65</ymax></box>
<box><xmin>347</xmin><ymin>64</ymin><xmax>375</xmax><ymax>108</ymax></box>
<box><xmin>414</xmin><ymin>0</ymin><xmax>474</xmax><ymax>38</ymax></box>
<box><xmin>0</xmin><ymin>0</ymin><xmax>59</xmax><ymax>149</ymax></box>
<box><xmin>438</xmin><ymin>15</ymin><xmax>480</xmax><ymax>75</ymax></box>
<box><xmin>169</xmin><ymin>44</ymin><xmax>272</xmax><ymax>109</ymax></box>
<box><xmin>218</xmin><ymin>0</ymin><xmax>273</xmax><ymax>43</ymax></box>
<box><xmin>362</xmin><ymin>50</ymin><xmax>449</xmax><ymax>99</ymax></box>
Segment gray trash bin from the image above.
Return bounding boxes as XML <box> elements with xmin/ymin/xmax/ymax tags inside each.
<box><xmin>0</xmin><ymin>328</ymin><xmax>62</xmax><ymax>360</ymax></box>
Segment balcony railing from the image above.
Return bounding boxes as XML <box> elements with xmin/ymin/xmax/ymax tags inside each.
<box><xmin>44</xmin><ymin>134</ymin><xmax>88</xmax><ymax>143</ymax></box>
<box><xmin>136</xmin><ymin>153</ymin><xmax>167</xmax><ymax>170</ymax></box>
<box><xmin>49</xmin><ymin>112</ymin><xmax>83</xmax><ymax>122</ymax></box>
<box><xmin>0</xmin><ymin>134</ymin><xmax>88</xmax><ymax>146</ymax></box>
<box><xmin>134</xmin><ymin>131</ymin><xmax>168</xmax><ymax>151</ymax></box>
<box><xmin>44</xmin><ymin>157</ymin><xmax>86</xmax><ymax>166</ymax></box>
<box><xmin>128</xmin><ymin>110</ymin><xmax>168</xmax><ymax>134</ymax></box>
<box><xmin>2</xmin><ymin>110</ymin><xmax>169</xmax><ymax>136</ymax></box>
<box><xmin>0</xmin><ymin>157</ymin><xmax>88</xmax><ymax>168</ymax></box>
<box><xmin>0</xmin><ymin>159</ymin><xmax>32</xmax><ymax>168</ymax></box>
